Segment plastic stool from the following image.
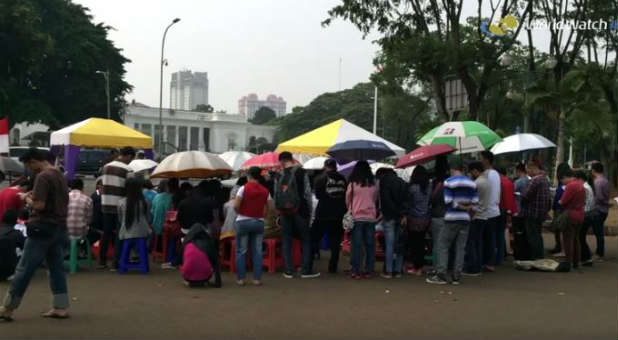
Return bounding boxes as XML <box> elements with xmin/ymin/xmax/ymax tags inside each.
<box><xmin>219</xmin><ymin>237</ymin><xmax>237</xmax><ymax>272</ymax></box>
<box><xmin>375</xmin><ymin>232</ymin><xmax>385</xmax><ymax>260</ymax></box>
<box><xmin>118</xmin><ymin>238</ymin><xmax>149</xmax><ymax>274</ymax></box>
<box><xmin>91</xmin><ymin>240</ymin><xmax>115</xmax><ymax>262</ymax></box>
<box><xmin>67</xmin><ymin>238</ymin><xmax>93</xmax><ymax>274</ymax></box>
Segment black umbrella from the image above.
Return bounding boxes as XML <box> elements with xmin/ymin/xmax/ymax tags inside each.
<box><xmin>327</xmin><ymin>140</ymin><xmax>395</xmax><ymax>163</ymax></box>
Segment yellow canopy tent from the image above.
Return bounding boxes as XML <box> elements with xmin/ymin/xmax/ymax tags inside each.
<box><xmin>50</xmin><ymin>118</ymin><xmax>153</xmax><ymax>179</ymax></box>
<box><xmin>276</xmin><ymin>119</ymin><xmax>405</xmax><ymax>156</ymax></box>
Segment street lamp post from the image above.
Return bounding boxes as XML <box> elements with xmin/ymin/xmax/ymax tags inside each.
<box><xmin>96</xmin><ymin>70</ymin><xmax>110</xmax><ymax>119</ymax></box>
<box><xmin>373</xmin><ymin>86</ymin><xmax>378</xmax><ymax>134</ymax></box>
<box><xmin>158</xmin><ymin>18</ymin><xmax>181</xmax><ymax>156</ymax></box>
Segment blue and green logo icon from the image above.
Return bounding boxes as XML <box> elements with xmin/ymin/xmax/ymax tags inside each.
<box><xmin>481</xmin><ymin>14</ymin><xmax>519</xmax><ymax>38</ymax></box>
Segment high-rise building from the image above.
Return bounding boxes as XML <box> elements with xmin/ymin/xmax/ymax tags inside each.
<box><xmin>170</xmin><ymin>70</ymin><xmax>209</xmax><ymax>111</ymax></box>
<box><xmin>238</xmin><ymin>93</ymin><xmax>286</xmax><ymax>119</ymax></box>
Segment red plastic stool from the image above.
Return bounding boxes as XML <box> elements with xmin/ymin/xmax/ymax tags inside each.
<box><xmin>262</xmin><ymin>238</ymin><xmax>283</xmax><ymax>273</ymax></box>
<box><xmin>219</xmin><ymin>237</ymin><xmax>237</xmax><ymax>273</ymax></box>
<box><xmin>91</xmin><ymin>240</ymin><xmax>114</xmax><ymax>262</ymax></box>
<box><xmin>375</xmin><ymin>231</ymin><xmax>385</xmax><ymax>260</ymax></box>
<box><xmin>151</xmin><ymin>233</ymin><xmax>165</xmax><ymax>262</ymax></box>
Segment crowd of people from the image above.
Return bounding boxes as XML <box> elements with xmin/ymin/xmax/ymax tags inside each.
<box><xmin>0</xmin><ymin>146</ymin><xmax>612</xmax><ymax>321</ymax></box>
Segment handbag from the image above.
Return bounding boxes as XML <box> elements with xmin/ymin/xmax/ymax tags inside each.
<box><xmin>342</xmin><ymin>184</ymin><xmax>354</xmax><ymax>231</ymax></box>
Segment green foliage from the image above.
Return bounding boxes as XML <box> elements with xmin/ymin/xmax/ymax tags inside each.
<box><xmin>0</xmin><ymin>0</ymin><xmax>132</xmax><ymax>129</ymax></box>
<box><xmin>250</xmin><ymin>106</ymin><xmax>277</xmax><ymax>125</ymax></box>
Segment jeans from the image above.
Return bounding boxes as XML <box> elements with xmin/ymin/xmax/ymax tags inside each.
<box><xmin>525</xmin><ymin>217</ymin><xmax>545</xmax><ymax>260</ymax></box>
<box><xmin>483</xmin><ymin>216</ymin><xmax>500</xmax><ymax>267</ymax></box>
<box><xmin>311</xmin><ymin>218</ymin><xmax>344</xmax><ymax>272</ymax></box>
<box><xmin>592</xmin><ymin>211</ymin><xmax>608</xmax><ymax>257</ymax></box>
<box><xmin>351</xmin><ymin>221</ymin><xmax>376</xmax><ymax>274</ymax></box>
<box><xmin>383</xmin><ymin>219</ymin><xmax>403</xmax><ymax>274</ymax></box>
<box><xmin>431</xmin><ymin>218</ymin><xmax>444</xmax><ymax>254</ymax></box>
<box><xmin>235</xmin><ymin>219</ymin><xmax>265</xmax><ymax>281</ymax></box>
<box><xmin>436</xmin><ymin>221</ymin><xmax>469</xmax><ymax>277</ymax></box>
<box><xmin>280</xmin><ymin>214</ymin><xmax>312</xmax><ymax>274</ymax></box>
<box><xmin>464</xmin><ymin>219</ymin><xmax>485</xmax><ymax>274</ymax></box>
<box><xmin>495</xmin><ymin>214</ymin><xmax>507</xmax><ymax>265</ymax></box>
<box><xmin>3</xmin><ymin>225</ymin><xmax>69</xmax><ymax>310</ymax></box>
<box><xmin>100</xmin><ymin>212</ymin><xmax>120</xmax><ymax>266</ymax></box>
<box><xmin>408</xmin><ymin>230</ymin><xmax>426</xmax><ymax>270</ymax></box>
<box><xmin>167</xmin><ymin>236</ymin><xmax>181</xmax><ymax>266</ymax></box>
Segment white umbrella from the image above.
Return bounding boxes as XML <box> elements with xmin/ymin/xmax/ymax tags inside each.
<box><xmin>490</xmin><ymin>133</ymin><xmax>556</xmax><ymax>155</ymax></box>
<box><xmin>151</xmin><ymin>151</ymin><xmax>232</xmax><ymax>179</ymax></box>
<box><xmin>128</xmin><ymin>159</ymin><xmax>158</xmax><ymax>173</ymax></box>
<box><xmin>303</xmin><ymin>156</ymin><xmax>329</xmax><ymax>170</ymax></box>
<box><xmin>370</xmin><ymin>162</ymin><xmax>394</xmax><ymax>174</ymax></box>
<box><xmin>219</xmin><ymin>151</ymin><xmax>255</xmax><ymax>171</ymax></box>
<box><xmin>293</xmin><ymin>153</ymin><xmax>314</xmax><ymax>165</ymax></box>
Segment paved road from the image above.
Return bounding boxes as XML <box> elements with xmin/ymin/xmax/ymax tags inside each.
<box><xmin>0</xmin><ymin>234</ymin><xmax>616</xmax><ymax>339</ymax></box>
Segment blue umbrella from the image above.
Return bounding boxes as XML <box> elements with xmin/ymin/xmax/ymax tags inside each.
<box><xmin>327</xmin><ymin>140</ymin><xmax>395</xmax><ymax>163</ymax></box>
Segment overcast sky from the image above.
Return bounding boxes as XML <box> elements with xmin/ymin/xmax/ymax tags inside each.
<box><xmin>74</xmin><ymin>1</ymin><xmax>560</xmax><ymax>113</ymax></box>
<box><xmin>73</xmin><ymin>0</ymin><xmax>381</xmax><ymax>113</ymax></box>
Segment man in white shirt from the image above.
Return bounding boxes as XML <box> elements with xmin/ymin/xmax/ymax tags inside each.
<box><xmin>480</xmin><ymin>151</ymin><xmax>501</xmax><ymax>272</ymax></box>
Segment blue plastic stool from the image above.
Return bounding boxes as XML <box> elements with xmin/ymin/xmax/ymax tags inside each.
<box><xmin>118</xmin><ymin>238</ymin><xmax>149</xmax><ymax>274</ymax></box>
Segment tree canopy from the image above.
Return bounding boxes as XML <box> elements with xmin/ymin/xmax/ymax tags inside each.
<box><xmin>250</xmin><ymin>106</ymin><xmax>277</xmax><ymax>125</ymax></box>
<box><xmin>0</xmin><ymin>0</ymin><xmax>132</xmax><ymax>129</ymax></box>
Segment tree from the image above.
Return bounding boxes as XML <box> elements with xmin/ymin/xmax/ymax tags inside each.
<box><xmin>324</xmin><ymin>0</ymin><xmax>533</xmax><ymax>121</ymax></box>
<box><xmin>250</xmin><ymin>106</ymin><xmax>276</xmax><ymax>125</ymax></box>
<box><xmin>195</xmin><ymin>104</ymin><xmax>214</xmax><ymax>113</ymax></box>
<box><xmin>0</xmin><ymin>0</ymin><xmax>132</xmax><ymax>129</ymax></box>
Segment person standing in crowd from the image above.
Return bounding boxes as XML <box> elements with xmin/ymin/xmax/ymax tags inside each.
<box><xmin>275</xmin><ymin>152</ymin><xmax>319</xmax><ymax>279</ymax></box>
<box><xmin>117</xmin><ymin>178</ymin><xmax>151</xmax><ymax>246</ymax></box>
<box><xmin>551</xmin><ymin>163</ymin><xmax>571</xmax><ymax>255</ymax></box>
<box><xmin>177</xmin><ymin>181</ymin><xmax>215</xmax><ymax>248</ymax></box>
<box><xmin>66</xmin><ymin>178</ymin><xmax>93</xmax><ymax>240</ymax></box>
<box><xmin>346</xmin><ymin>161</ymin><xmax>379</xmax><ymax>280</ymax></box>
<box><xmin>406</xmin><ymin>165</ymin><xmax>431</xmax><ymax>276</ymax></box>
<box><xmin>99</xmin><ymin>147</ymin><xmax>135</xmax><ymax>270</ymax></box>
<box><xmin>520</xmin><ymin>161</ymin><xmax>552</xmax><ymax>260</ymax></box>
<box><xmin>151</xmin><ymin>180</ymin><xmax>173</xmax><ymax>254</ymax></box>
<box><xmin>426</xmin><ymin>156</ymin><xmax>450</xmax><ymax>276</ymax></box>
<box><xmin>375</xmin><ymin>167</ymin><xmax>408</xmax><ymax>279</ymax></box>
<box><xmin>590</xmin><ymin>162</ymin><xmax>610</xmax><ymax>262</ymax></box>
<box><xmin>575</xmin><ymin>170</ymin><xmax>595</xmax><ymax>266</ymax></box>
<box><xmin>464</xmin><ymin>161</ymin><xmax>488</xmax><ymax>276</ymax></box>
<box><xmin>497</xmin><ymin>167</ymin><xmax>518</xmax><ymax>265</ymax></box>
<box><xmin>90</xmin><ymin>180</ymin><xmax>104</xmax><ymax>243</ymax></box>
<box><xmin>234</xmin><ymin>166</ymin><xmax>271</xmax><ymax>286</ymax></box>
<box><xmin>1</xmin><ymin>148</ymin><xmax>70</xmax><ymax>321</ymax></box>
<box><xmin>427</xmin><ymin>161</ymin><xmax>478</xmax><ymax>285</ymax></box>
<box><xmin>558</xmin><ymin>169</ymin><xmax>586</xmax><ymax>270</ymax></box>
<box><xmin>142</xmin><ymin>180</ymin><xmax>157</xmax><ymax>205</ymax></box>
<box><xmin>312</xmin><ymin>159</ymin><xmax>347</xmax><ymax>274</ymax></box>
<box><xmin>479</xmin><ymin>151</ymin><xmax>501</xmax><ymax>272</ymax></box>
<box><xmin>512</xmin><ymin>163</ymin><xmax>531</xmax><ymax>255</ymax></box>
<box><xmin>0</xmin><ymin>179</ymin><xmax>29</xmax><ymax>224</ymax></box>
<box><xmin>0</xmin><ymin>210</ymin><xmax>25</xmax><ymax>281</ymax></box>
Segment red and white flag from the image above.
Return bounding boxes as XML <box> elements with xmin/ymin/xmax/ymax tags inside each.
<box><xmin>0</xmin><ymin>117</ymin><xmax>9</xmax><ymax>154</ymax></box>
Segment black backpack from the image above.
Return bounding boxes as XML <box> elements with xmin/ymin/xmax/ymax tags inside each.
<box><xmin>275</xmin><ymin>167</ymin><xmax>300</xmax><ymax>214</ymax></box>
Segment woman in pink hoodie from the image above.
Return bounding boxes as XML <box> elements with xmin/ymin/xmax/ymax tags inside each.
<box><xmin>346</xmin><ymin>161</ymin><xmax>379</xmax><ymax>279</ymax></box>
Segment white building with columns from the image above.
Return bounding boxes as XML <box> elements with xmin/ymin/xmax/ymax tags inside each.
<box><xmin>123</xmin><ymin>103</ymin><xmax>276</xmax><ymax>155</ymax></box>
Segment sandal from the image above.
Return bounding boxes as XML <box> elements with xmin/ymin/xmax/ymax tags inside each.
<box><xmin>41</xmin><ymin>311</ymin><xmax>69</xmax><ymax>319</ymax></box>
<box><xmin>0</xmin><ymin>315</ymin><xmax>13</xmax><ymax>322</ymax></box>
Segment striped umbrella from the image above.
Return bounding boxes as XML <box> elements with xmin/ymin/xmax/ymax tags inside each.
<box><xmin>417</xmin><ymin>121</ymin><xmax>501</xmax><ymax>154</ymax></box>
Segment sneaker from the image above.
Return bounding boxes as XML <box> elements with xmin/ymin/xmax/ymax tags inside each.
<box><xmin>349</xmin><ymin>273</ymin><xmax>361</xmax><ymax>280</ymax></box>
<box><xmin>406</xmin><ymin>267</ymin><xmax>416</xmax><ymax>275</ymax></box>
<box><xmin>6</xmin><ymin>275</ymin><xmax>14</xmax><ymax>281</ymax></box>
<box><xmin>413</xmin><ymin>268</ymin><xmax>423</xmax><ymax>276</ymax></box>
<box><xmin>380</xmin><ymin>273</ymin><xmax>393</xmax><ymax>279</ymax></box>
<box><xmin>283</xmin><ymin>271</ymin><xmax>295</xmax><ymax>279</ymax></box>
<box><xmin>484</xmin><ymin>265</ymin><xmax>495</xmax><ymax>273</ymax></box>
<box><xmin>593</xmin><ymin>255</ymin><xmax>604</xmax><ymax>263</ymax></box>
<box><xmin>394</xmin><ymin>273</ymin><xmax>403</xmax><ymax>279</ymax></box>
<box><xmin>96</xmin><ymin>264</ymin><xmax>108</xmax><ymax>270</ymax></box>
<box><xmin>451</xmin><ymin>274</ymin><xmax>461</xmax><ymax>285</ymax></box>
<box><xmin>161</xmin><ymin>263</ymin><xmax>176</xmax><ymax>270</ymax></box>
<box><xmin>582</xmin><ymin>259</ymin><xmax>594</xmax><ymax>267</ymax></box>
<box><xmin>362</xmin><ymin>272</ymin><xmax>373</xmax><ymax>279</ymax></box>
<box><xmin>252</xmin><ymin>280</ymin><xmax>262</xmax><ymax>286</ymax></box>
<box><xmin>301</xmin><ymin>271</ymin><xmax>321</xmax><ymax>279</ymax></box>
<box><xmin>461</xmin><ymin>271</ymin><xmax>482</xmax><ymax>277</ymax></box>
<box><xmin>426</xmin><ymin>274</ymin><xmax>447</xmax><ymax>285</ymax></box>
<box><xmin>236</xmin><ymin>280</ymin><xmax>245</xmax><ymax>286</ymax></box>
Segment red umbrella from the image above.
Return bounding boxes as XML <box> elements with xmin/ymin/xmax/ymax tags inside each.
<box><xmin>396</xmin><ymin>144</ymin><xmax>456</xmax><ymax>169</ymax></box>
<box><xmin>241</xmin><ymin>152</ymin><xmax>299</xmax><ymax>171</ymax></box>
